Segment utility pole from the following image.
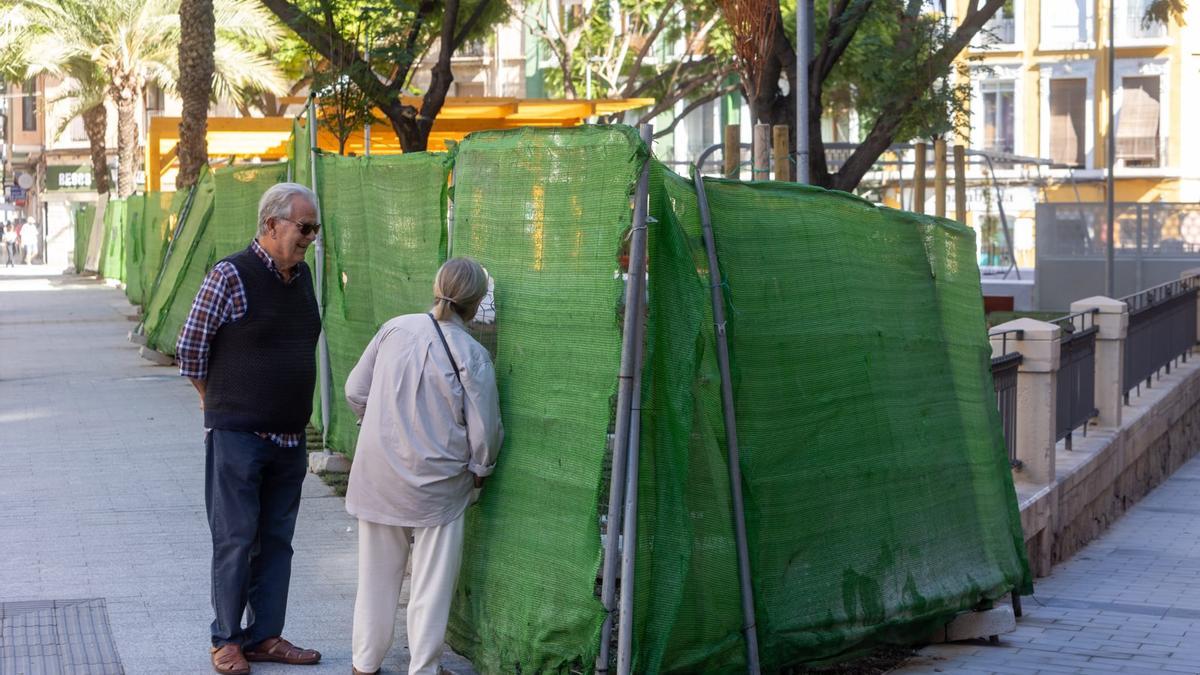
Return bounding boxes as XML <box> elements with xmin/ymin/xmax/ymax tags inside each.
<box><xmin>1105</xmin><ymin>0</ymin><xmax>1116</xmax><ymax>296</ymax></box>
<box><xmin>795</xmin><ymin>0</ymin><xmax>812</xmax><ymax>183</ymax></box>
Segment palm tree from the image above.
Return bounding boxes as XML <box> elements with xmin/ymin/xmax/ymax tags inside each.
<box><xmin>178</xmin><ymin>0</ymin><xmax>214</xmax><ymax>190</ymax></box>
<box><xmin>12</xmin><ymin>0</ymin><xmax>285</xmax><ymax>197</ymax></box>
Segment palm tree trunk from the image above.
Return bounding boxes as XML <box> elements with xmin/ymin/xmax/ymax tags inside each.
<box><xmin>114</xmin><ymin>94</ymin><xmax>139</xmax><ymax>197</ymax></box>
<box><xmin>111</xmin><ymin>67</ymin><xmax>143</xmax><ymax>197</ymax></box>
<box><xmin>178</xmin><ymin>0</ymin><xmax>215</xmax><ymax>189</ymax></box>
<box><xmin>82</xmin><ymin>104</ymin><xmax>111</xmax><ymax>195</ymax></box>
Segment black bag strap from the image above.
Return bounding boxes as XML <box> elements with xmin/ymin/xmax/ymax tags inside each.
<box><xmin>428</xmin><ymin>312</ymin><xmax>465</xmax><ymax>388</ymax></box>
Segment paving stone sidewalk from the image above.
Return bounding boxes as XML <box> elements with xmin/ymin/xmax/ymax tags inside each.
<box><xmin>895</xmin><ymin>452</ymin><xmax>1200</xmax><ymax>673</ymax></box>
<box><xmin>0</xmin><ymin>270</ymin><xmax>472</xmax><ymax>674</ymax></box>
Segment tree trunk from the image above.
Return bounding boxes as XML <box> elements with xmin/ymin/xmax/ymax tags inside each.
<box><xmin>81</xmin><ymin>104</ymin><xmax>111</xmax><ymax>196</ymax></box>
<box><xmin>111</xmin><ymin>67</ymin><xmax>143</xmax><ymax>197</ymax></box>
<box><xmin>177</xmin><ymin>0</ymin><xmax>215</xmax><ymax>189</ymax></box>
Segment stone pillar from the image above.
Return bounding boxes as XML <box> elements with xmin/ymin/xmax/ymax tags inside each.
<box><xmin>990</xmin><ymin>318</ymin><xmax>1061</xmax><ymax>484</ymax></box>
<box><xmin>1071</xmin><ymin>296</ymin><xmax>1128</xmax><ymax>428</ymax></box>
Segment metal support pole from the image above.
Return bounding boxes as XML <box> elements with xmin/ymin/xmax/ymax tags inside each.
<box><xmin>1106</xmin><ymin>0</ymin><xmax>1116</xmax><ymax>297</ymax></box>
<box><xmin>795</xmin><ymin>0</ymin><xmax>812</xmax><ymax>183</ymax></box>
<box><xmin>694</xmin><ymin>143</ymin><xmax>762</xmax><ymax>675</ymax></box>
<box><xmin>307</xmin><ymin>96</ymin><xmax>334</xmax><ymax>451</ymax></box>
<box><xmin>615</xmin><ymin>125</ymin><xmax>654</xmax><ymax>675</ymax></box>
<box><xmin>914</xmin><ymin>142</ymin><xmax>927</xmax><ymax>214</ymax></box>
<box><xmin>597</xmin><ymin>125</ymin><xmax>653</xmax><ymax>674</ymax></box>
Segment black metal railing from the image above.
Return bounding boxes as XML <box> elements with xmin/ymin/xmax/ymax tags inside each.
<box><xmin>1122</xmin><ymin>276</ymin><xmax>1199</xmax><ymax>402</ymax></box>
<box><xmin>1054</xmin><ymin>309</ymin><xmax>1099</xmax><ymax>449</ymax></box>
<box><xmin>992</xmin><ymin>348</ymin><xmax>1023</xmax><ymax>468</ymax></box>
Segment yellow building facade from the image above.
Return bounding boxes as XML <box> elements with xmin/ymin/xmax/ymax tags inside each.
<box><xmin>950</xmin><ymin>0</ymin><xmax>1200</xmax><ymax>268</ymax></box>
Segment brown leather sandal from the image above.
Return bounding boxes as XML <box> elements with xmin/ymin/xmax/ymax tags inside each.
<box><xmin>243</xmin><ymin>637</ymin><xmax>321</xmax><ymax>665</ymax></box>
<box><xmin>211</xmin><ymin>644</ymin><xmax>251</xmax><ymax>675</ymax></box>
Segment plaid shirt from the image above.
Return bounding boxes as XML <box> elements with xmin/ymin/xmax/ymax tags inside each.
<box><xmin>177</xmin><ymin>239</ymin><xmax>306</xmax><ymax>448</ymax></box>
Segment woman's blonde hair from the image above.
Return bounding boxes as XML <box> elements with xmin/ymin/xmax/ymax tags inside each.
<box><xmin>432</xmin><ymin>257</ymin><xmax>489</xmax><ymax>321</ymax></box>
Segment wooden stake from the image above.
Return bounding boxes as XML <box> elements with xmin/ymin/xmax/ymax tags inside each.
<box><xmin>724</xmin><ymin>124</ymin><xmax>740</xmax><ymax>178</ymax></box>
<box><xmin>772</xmin><ymin>125</ymin><xmax>791</xmax><ymax>182</ymax></box>
<box><xmin>913</xmin><ymin>142</ymin><xmax>927</xmax><ymax>214</ymax></box>
<box><xmin>934</xmin><ymin>138</ymin><xmax>947</xmax><ymax>218</ymax></box>
<box><xmin>753</xmin><ymin>124</ymin><xmax>771</xmax><ymax>181</ymax></box>
<box><xmin>954</xmin><ymin>144</ymin><xmax>967</xmax><ymax>223</ymax></box>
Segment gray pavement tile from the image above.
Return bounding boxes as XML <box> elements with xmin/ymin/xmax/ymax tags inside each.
<box><xmin>0</xmin><ymin>276</ymin><xmax>470</xmax><ymax>675</ymax></box>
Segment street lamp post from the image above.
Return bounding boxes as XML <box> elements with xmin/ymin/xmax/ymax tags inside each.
<box><xmin>1106</xmin><ymin>0</ymin><xmax>1116</xmax><ymax>297</ymax></box>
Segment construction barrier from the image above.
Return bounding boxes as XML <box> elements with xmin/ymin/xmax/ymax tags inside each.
<box><xmin>111</xmin><ymin>125</ymin><xmax>1029</xmax><ymax>672</ymax></box>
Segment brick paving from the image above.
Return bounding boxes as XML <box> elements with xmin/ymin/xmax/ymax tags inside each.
<box><xmin>0</xmin><ymin>269</ymin><xmax>472</xmax><ymax>674</ymax></box>
<box><xmin>895</xmin><ymin>454</ymin><xmax>1200</xmax><ymax>674</ymax></box>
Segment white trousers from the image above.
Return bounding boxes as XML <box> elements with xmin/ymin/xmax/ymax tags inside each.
<box><xmin>352</xmin><ymin>514</ymin><xmax>466</xmax><ymax>675</ymax></box>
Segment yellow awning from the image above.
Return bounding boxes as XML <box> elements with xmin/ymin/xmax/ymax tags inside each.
<box><xmin>145</xmin><ymin>96</ymin><xmax>654</xmax><ymax>191</ymax></box>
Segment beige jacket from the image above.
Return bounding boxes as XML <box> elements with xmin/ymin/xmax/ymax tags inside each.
<box><xmin>344</xmin><ymin>312</ymin><xmax>503</xmax><ymax>527</ymax></box>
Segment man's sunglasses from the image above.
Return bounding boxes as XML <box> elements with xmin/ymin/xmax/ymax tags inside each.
<box><xmin>278</xmin><ymin>217</ymin><xmax>321</xmax><ymax>236</ymax></box>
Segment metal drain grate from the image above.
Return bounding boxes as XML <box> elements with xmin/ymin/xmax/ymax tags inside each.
<box><xmin>0</xmin><ymin>599</ymin><xmax>123</xmax><ymax>674</ymax></box>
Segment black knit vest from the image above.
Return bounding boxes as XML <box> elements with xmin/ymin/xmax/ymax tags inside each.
<box><xmin>203</xmin><ymin>246</ymin><xmax>322</xmax><ymax>433</ymax></box>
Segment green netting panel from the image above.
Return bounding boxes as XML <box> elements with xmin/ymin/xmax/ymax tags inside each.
<box><xmin>142</xmin><ymin>164</ymin><xmax>286</xmax><ymax>354</ymax></box>
<box><xmin>74</xmin><ymin>204</ymin><xmax>96</xmax><ymax>274</ymax></box>
<box><xmin>446</xmin><ymin>126</ymin><xmax>647</xmax><ymax>673</ymax></box>
<box><xmin>98</xmin><ymin>199</ymin><xmax>127</xmax><ymax>282</ymax></box>
<box><xmin>143</xmin><ymin>170</ymin><xmax>216</xmax><ymax>353</ymax></box>
<box><xmin>291</xmin><ymin>118</ymin><xmax>312</xmax><ymax>189</ymax></box>
<box><xmin>124</xmin><ymin>195</ymin><xmax>147</xmax><ymax>304</ymax></box>
<box><xmin>668</xmin><ymin>178</ymin><xmax>1030</xmax><ymax>668</ymax></box>
<box><xmin>137</xmin><ymin>191</ymin><xmax>177</xmax><ymax>308</ymax></box>
<box><xmin>632</xmin><ymin>163</ymin><xmax>746</xmax><ymax>673</ymax></box>
<box><xmin>314</xmin><ymin>151</ymin><xmax>449</xmax><ymax>456</ymax></box>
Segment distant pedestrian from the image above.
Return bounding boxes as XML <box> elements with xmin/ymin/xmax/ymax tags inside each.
<box><xmin>19</xmin><ymin>219</ymin><xmax>37</xmax><ymax>264</ymax></box>
<box><xmin>177</xmin><ymin>182</ymin><xmax>323</xmax><ymax>675</ymax></box>
<box><xmin>3</xmin><ymin>225</ymin><xmax>16</xmax><ymax>267</ymax></box>
<box><xmin>344</xmin><ymin>257</ymin><xmax>503</xmax><ymax>675</ymax></box>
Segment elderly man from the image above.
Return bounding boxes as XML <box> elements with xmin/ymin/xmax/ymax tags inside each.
<box><xmin>177</xmin><ymin>182</ymin><xmax>324</xmax><ymax>674</ymax></box>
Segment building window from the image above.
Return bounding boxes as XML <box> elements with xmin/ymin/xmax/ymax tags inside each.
<box><xmin>980</xmin><ymin>80</ymin><xmax>1015</xmax><ymax>154</ymax></box>
<box><xmin>1117</xmin><ymin>0</ymin><xmax>1167</xmax><ymax>40</ymax></box>
<box><xmin>1041</xmin><ymin>0</ymin><xmax>1092</xmax><ymax>46</ymax></box>
<box><xmin>455</xmin><ymin>81</ymin><xmax>486</xmax><ymax>97</ymax></box>
<box><xmin>1116</xmin><ymin>76</ymin><xmax>1160</xmax><ymax>167</ymax></box>
<box><xmin>684</xmin><ymin>98</ymin><xmax>717</xmax><ymax>162</ymax></box>
<box><xmin>1049</xmin><ymin>78</ymin><xmax>1087</xmax><ymax>167</ymax></box>
<box><xmin>68</xmin><ymin>116</ymin><xmax>89</xmax><ymax>142</ymax></box>
<box><xmin>145</xmin><ymin>83</ymin><xmax>164</xmax><ymax>112</ymax></box>
<box><xmin>21</xmin><ymin>79</ymin><xmax>37</xmax><ymax>131</ymax></box>
<box><xmin>983</xmin><ymin>0</ymin><xmax>1017</xmax><ymax>44</ymax></box>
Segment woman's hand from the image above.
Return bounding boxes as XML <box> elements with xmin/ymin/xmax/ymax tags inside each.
<box><xmin>473</xmin><ymin>473</ymin><xmax>485</xmax><ymax>489</ymax></box>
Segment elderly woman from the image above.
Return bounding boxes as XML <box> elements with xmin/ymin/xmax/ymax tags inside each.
<box><xmin>345</xmin><ymin>256</ymin><xmax>503</xmax><ymax>675</ymax></box>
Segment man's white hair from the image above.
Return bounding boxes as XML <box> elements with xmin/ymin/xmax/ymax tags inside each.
<box><xmin>257</xmin><ymin>183</ymin><xmax>318</xmax><ymax>236</ymax></box>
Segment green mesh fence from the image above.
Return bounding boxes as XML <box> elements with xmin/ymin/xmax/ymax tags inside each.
<box><xmin>142</xmin><ymin>164</ymin><xmax>285</xmax><ymax>354</ymax></box>
<box><xmin>98</xmin><ymin>198</ymin><xmax>126</xmax><ymax>282</ymax></box>
<box><xmin>314</xmin><ymin>151</ymin><xmax>449</xmax><ymax>456</ymax></box>
<box><xmin>123</xmin><ymin>195</ymin><xmax>147</xmax><ymax>304</ymax></box>
<box><xmin>136</xmin><ymin>191</ymin><xmax>177</xmax><ymax>307</ymax></box>
<box><xmin>123</xmin><ymin>125</ymin><xmax>1028</xmax><ymax>672</ymax></box>
<box><xmin>446</xmin><ymin>126</ymin><xmax>647</xmax><ymax>673</ymax></box>
<box><xmin>73</xmin><ymin>204</ymin><xmax>96</xmax><ymax>274</ymax></box>
<box><xmin>435</xmin><ymin>127</ymin><xmax>1026</xmax><ymax>672</ymax></box>
<box><xmin>628</xmin><ymin>172</ymin><xmax>1031</xmax><ymax>671</ymax></box>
